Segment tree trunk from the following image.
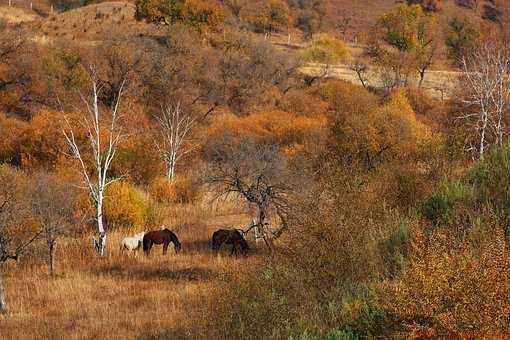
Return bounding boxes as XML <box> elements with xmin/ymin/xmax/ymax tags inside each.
<box><xmin>49</xmin><ymin>240</ymin><xmax>55</xmax><ymax>277</ymax></box>
<box><xmin>418</xmin><ymin>69</ymin><xmax>426</xmax><ymax>87</ymax></box>
<box><xmin>479</xmin><ymin>111</ymin><xmax>488</xmax><ymax>160</ymax></box>
<box><xmin>0</xmin><ymin>265</ymin><xmax>6</xmax><ymax>314</ymax></box>
<box><xmin>166</xmin><ymin>154</ymin><xmax>176</xmax><ymax>180</ymax></box>
<box><xmin>95</xmin><ymin>191</ymin><xmax>107</xmax><ymax>256</ymax></box>
<box><xmin>356</xmin><ymin>70</ymin><xmax>367</xmax><ymax>88</ymax></box>
<box><xmin>258</xmin><ymin>209</ymin><xmax>274</xmax><ymax>252</ymax></box>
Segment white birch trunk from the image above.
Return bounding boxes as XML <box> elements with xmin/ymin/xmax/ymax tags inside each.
<box><xmin>0</xmin><ymin>267</ymin><xmax>6</xmax><ymax>314</ymax></box>
<box><xmin>155</xmin><ymin>102</ymin><xmax>197</xmax><ymax>181</ymax></box>
<box><xmin>63</xmin><ymin>68</ymin><xmax>125</xmax><ymax>256</ymax></box>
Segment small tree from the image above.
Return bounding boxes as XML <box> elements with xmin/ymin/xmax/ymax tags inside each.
<box><xmin>62</xmin><ymin>68</ymin><xmax>126</xmax><ymax>256</ymax></box>
<box><xmin>135</xmin><ymin>0</ymin><xmax>224</xmax><ymax>31</ymax></box>
<box><xmin>369</xmin><ymin>4</ymin><xmax>437</xmax><ymax>88</ymax></box>
<box><xmin>204</xmin><ymin>136</ymin><xmax>292</xmax><ymax>252</ymax></box>
<box><xmin>29</xmin><ymin>172</ymin><xmax>76</xmax><ymax>276</ymax></box>
<box><xmin>249</xmin><ymin>0</ymin><xmax>290</xmax><ymax>34</ymax></box>
<box><xmin>445</xmin><ymin>16</ymin><xmax>480</xmax><ymax>66</ymax></box>
<box><xmin>350</xmin><ymin>56</ymin><xmax>370</xmax><ymax>88</ymax></box>
<box><xmin>154</xmin><ymin>102</ymin><xmax>197</xmax><ymax>180</ymax></box>
<box><xmin>0</xmin><ymin>165</ymin><xmax>40</xmax><ymax>314</ymax></box>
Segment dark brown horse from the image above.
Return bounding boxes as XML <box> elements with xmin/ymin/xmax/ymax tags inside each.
<box><xmin>143</xmin><ymin>229</ymin><xmax>182</xmax><ymax>255</ymax></box>
<box><xmin>212</xmin><ymin>229</ymin><xmax>249</xmax><ymax>256</ymax></box>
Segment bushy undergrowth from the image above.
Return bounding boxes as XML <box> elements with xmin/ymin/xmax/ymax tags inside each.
<box><xmin>148</xmin><ymin>175</ymin><xmax>201</xmax><ymax>205</ymax></box>
<box><xmin>188</xmin><ymin>133</ymin><xmax>510</xmax><ymax>339</ymax></box>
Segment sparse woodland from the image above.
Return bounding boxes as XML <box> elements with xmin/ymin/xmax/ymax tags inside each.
<box><xmin>1</xmin><ymin>0</ymin><xmax>510</xmax><ymax>338</ymax></box>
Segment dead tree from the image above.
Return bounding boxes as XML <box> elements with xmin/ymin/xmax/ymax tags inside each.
<box><xmin>350</xmin><ymin>57</ymin><xmax>369</xmax><ymax>88</ymax></box>
<box><xmin>460</xmin><ymin>42</ymin><xmax>510</xmax><ymax>159</ymax></box>
<box><xmin>154</xmin><ymin>102</ymin><xmax>197</xmax><ymax>180</ymax></box>
<box><xmin>62</xmin><ymin>68</ymin><xmax>126</xmax><ymax>256</ymax></box>
<box><xmin>29</xmin><ymin>172</ymin><xmax>75</xmax><ymax>276</ymax></box>
<box><xmin>0</xmin><ymin>166</ymin><xmax>41</xmax><ymax>314</ymax></box>
<box><xmin>204</xmin><ymin>136</ymin><xmax>292</xmax><ymax>252</ymax></box>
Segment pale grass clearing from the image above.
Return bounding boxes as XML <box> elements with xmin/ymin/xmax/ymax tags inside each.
<box><xmin>0</xmin><ymin>206</ymin><xmax>259</xmax><ymax>339</ymax></box>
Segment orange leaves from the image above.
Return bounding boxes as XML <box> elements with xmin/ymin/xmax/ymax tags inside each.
<box><xmin>148</xmin><ymin>175</ymin><xmax>200</xmax><ymax>204</ymax></box>
<box><xmin>0</xmin><ymin>112</ymin><xmax>30</xmax><ymax>166</ymax></box>
<box><xmin>203</xmin><ymin>109</ymin><xmax>326</xmax><ymax>155</ymax></box>
<box><xmin>380</xmin><ymin>228</ymin><xmax>510</xmax><ymax>336</ymax></box>
<box><xmin>324</xmin><ymin>82</ymin><xmax>431</xmax><ymax>169</ymax></box>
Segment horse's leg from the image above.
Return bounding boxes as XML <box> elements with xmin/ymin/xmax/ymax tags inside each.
<box><xmin>163</xmin><ymin>241</ymin><xmax>168</xmax><ymax>255</ymax></box>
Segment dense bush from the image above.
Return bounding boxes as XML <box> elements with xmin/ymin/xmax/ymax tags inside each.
<box><xmin>103</xmin><ymin>181</ymin><xmax>163</xmax><ymax>231</ymax></box>
<box><xmin>302</xmin><ymin>34</ymin><xmax>350</xmax><ymax>64</ymax></box>
<box><xmin>148</xmin><ymin>175</ymin><xmax>200</xmax><ymax>204</ymax></box>
<box><xmin>379</xmin><ymin>227</ymin><xmax>510</xmax><ymax>336</ymax></box>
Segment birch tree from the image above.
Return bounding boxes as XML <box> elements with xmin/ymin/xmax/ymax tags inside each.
<box><xmin>154</xmin><ymin>102</ymin><xmax>197</xmax><ymax>180</ymax></box>
<box><xmin>62</xmin><ymin>69</ymin><xmax>126</xmax><ymax>256</ymax></box>
<box><xmin>460</xmin><ymin>43</ymin><xmax>510</xmax><ymax>159</ymax></box>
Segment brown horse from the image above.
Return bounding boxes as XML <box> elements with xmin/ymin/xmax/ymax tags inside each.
<box><xmin>212</xmin><ymin>229</ymin><xmax>249</xmax><ymax>256</ymax></box>
<box><xmin>143</xmin><ymin>229</ymin><xmax>182</xmax><ymax>255</ymax></box>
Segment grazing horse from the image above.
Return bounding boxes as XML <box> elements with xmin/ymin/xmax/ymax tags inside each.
<box><xmin>120</xmin><ymin>231</ymin><xmax>146</xmax><ymax>252</ymax></box>
<box><xmin>212</xmin><ymin>229</ymin><xmax>249</xmax><ymax>256</ymax></box>
<box><xmin>143</xmin><ymin>229</ymin><xmax>181</xmax><ymax>255</ymax></box>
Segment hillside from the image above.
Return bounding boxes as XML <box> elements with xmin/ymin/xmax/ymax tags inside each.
<box><xmin>2</xmin><ymin>0</ymin><xmax>504</xmax><ymax>42</ymax></box>
<box><xmin>0</xmin><ymin>0</ymin><xmax>488</xmax><ymax>98</ymax></box>
<box><xmin>323</xmin><ymin>0</ymin><xmax>499</xmax><ymax>42</ymax></box>
<box><xmin>12</xmin><ymin>1</ymin><xmax>159</xmax><ymax>42</ymax></box>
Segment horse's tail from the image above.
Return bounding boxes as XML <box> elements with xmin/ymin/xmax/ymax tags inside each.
<box><xmin>239</xmin><ymin>235</ymin><xmax>250</xmax><ymax>251</ymax></box>
<box><xmin>211</xmin><ymin>231</ymin><xmax>219</xmax><ymax>252</ymax></box>
<box><xmin>142</xmin><ymin>235</ymin><xmax>149</xmax><ymax>252</ymax></box>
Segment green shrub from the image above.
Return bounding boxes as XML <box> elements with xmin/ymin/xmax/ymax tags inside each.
<box><xmin>380</xmin><ymin>220</ymin><xmax>411</xmax><ymax>276</ymax></box>
<box><xmin>423</xmin><ymin>180</ymin><xmax>470</xmax><ymax>224</ymax></box>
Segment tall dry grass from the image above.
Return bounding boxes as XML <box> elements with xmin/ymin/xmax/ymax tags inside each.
<box><xmin>0</xmin><ymin>202</ymin><xmax>258</xmax><ymax>339</ymax></box>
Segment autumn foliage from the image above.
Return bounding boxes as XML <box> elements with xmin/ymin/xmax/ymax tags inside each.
<box><xmin>1</xmin><ymin>1</ymin><xmax>510</xmax><ymax>339</ymax></box>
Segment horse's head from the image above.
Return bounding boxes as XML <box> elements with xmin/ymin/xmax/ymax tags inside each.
<box><xmin>134</xmin><ymin>231</ymin><xmax>145</xmax><ymax>240</ymax></box>
<box><xmin>174</xmin><ymin>240</ymin><xmax>182</xmax><ymax>253</ymax></box>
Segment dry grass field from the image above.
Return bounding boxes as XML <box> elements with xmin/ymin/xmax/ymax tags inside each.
<box><xmin>300</xmin><ymin>62</ymin><xmax>461</xmax><ymax>99</ymax></box>
<box><xmin>0</xmin><ymin>204</ymin><xmax>260</xmax><ymax>339</ymax></box>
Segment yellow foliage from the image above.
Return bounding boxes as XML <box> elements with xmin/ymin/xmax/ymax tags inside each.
<box><xmin>329</xmin><ymin>87</ymin><xmax>430</xmax><ymax>168</ymax></box>
<box><xmin>204</xmin><ymin>110</ymin><xmax>326</xmax><ymax>153</ymax></box>
<box><xmin>103</xmin><ymin>181</ymin><xmax>159</xmax><ymax>231</ymax></box>
<box><xmin>148</xmin><ymin>175</ymin><xmax>200</xmax><ymax>204</ymax></box>
<box><xmin>302</xmin><ymin>33</ymin><xmax>351</xmax><ymax>64</ymax></box>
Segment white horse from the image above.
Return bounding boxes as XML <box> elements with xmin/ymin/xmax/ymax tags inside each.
<box><xmin>120</xmin><ymin>231</ymin><xmax>146</xmax><ymax>252</ymax></box>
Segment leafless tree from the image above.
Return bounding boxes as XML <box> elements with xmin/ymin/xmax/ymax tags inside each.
<box><xmin>416</xmin><ymin>40</ymin><xmax>437</xmax><ymax>87</ymax></box>
<box><xmin>94</xmin><ymin>41</ymin><xmax>141</xmax><ymax>108</ymax></box>
<box><xmin>29</xmin><ymin>172</ymin><xmax>76</xmax><ymax>276</ymax></box>
<box><xmin>0</xmin><ymin>166</ymin><xmax>41</xmax><ymax>314</ymax></box>
<box><xmin>460</xmin><ymin>42</ymin><xmax>510</xmax><ymax>159</ymax></box>
<box><xmin>154</xmin><ymin>102</ymin><xmax>197</xmax><ymax>180</ymax></box>
<box><xmin>350</xmin><ymin>57</ymin><xmax>369</xmax><ymax>88</ymax></box>
<box><xmin>62</xmin><ymin>68</ymin><xmax>126</xmax><ymax>256</ymax></box>
<box><xmin>204</xmin><ymin>136</ymin><xmax>292</xmax><ymax>252</ymax></box>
